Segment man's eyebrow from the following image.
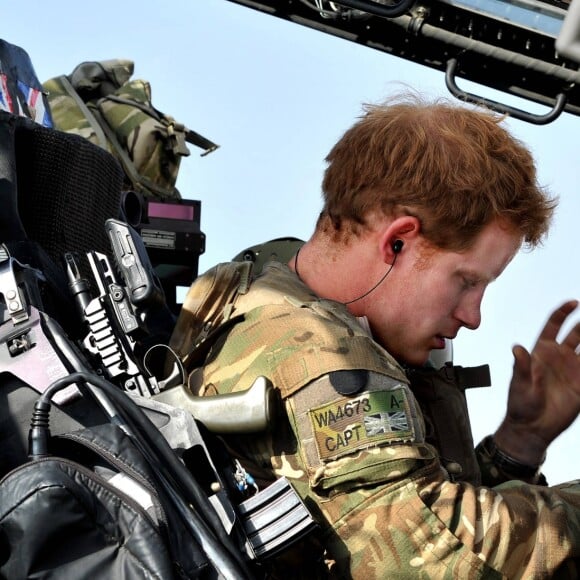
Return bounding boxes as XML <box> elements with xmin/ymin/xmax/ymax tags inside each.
<box><xmin>457</xmin><ymin>268</ymin><xmax>496</xmax><ymax>284</ymax></box>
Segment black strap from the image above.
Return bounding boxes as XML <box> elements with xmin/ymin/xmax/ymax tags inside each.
<box><xmin>446</xmin><ymin>363</ymin><xmax>491</xmax><ymax>391</ymax></box>
<box><xmin>57</xmin><ymin>75</ymin><xmax>109</xmax><ymax>149</ymax></box>
<box><xmin>88</xmin><ymin>103</ymin><xmax>178</xmax><ymax>199</ymax></box>
<box><xmin>101</xmin><ymin>93</ymin><xmax>219</xmax><ymax>155</ymax></box>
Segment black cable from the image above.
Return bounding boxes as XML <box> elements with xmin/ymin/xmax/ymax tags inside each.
<box><xmin>343</xmin><ymin>251</ymin><xmax>399</xmax><ymax>305</ymax></box>
<box><xmin>330</xmin><ymin>0</ymin><xmax>415</xmax><ymax>19</ymax></box>
<box><xmin>36</xmin><ymin>371</ymin><xmax>253</xmax><ymax>580</ymax></box>
<box><xmin>294</xmin><ymin>246</ymin><xmax>399</xmax><ymax>305</ymax></box>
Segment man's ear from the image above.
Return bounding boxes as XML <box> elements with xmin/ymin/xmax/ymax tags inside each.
<box><xmin>378</xmin><ymin>216</ymin><xmax>421</xmax><ymax>263</ymax></box>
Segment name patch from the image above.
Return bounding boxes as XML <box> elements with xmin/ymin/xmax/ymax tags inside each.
<box><xmin>308</xmin><ymin>387</ymin><xmax>413</xmax><ymax>461</ymax></box>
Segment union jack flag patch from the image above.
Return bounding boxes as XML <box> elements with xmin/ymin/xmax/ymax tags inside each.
<box><xmin>364</xmin><ymin>411</ymin><xmax>409</xmax><ymax>436</ymax></box>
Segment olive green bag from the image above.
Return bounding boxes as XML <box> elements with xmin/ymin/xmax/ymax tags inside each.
<box><xmin>43</xmin><ymin>59</ymin><xmax>218</xmax><ymax>200</ymax></box>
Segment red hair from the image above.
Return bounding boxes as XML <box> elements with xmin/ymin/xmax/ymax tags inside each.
<box><xmin>319</xmin><ymin>94</ymin><xmax>555</xmax><ymax>250</ymax></box>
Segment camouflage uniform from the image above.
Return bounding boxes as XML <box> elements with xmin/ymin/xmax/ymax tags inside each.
<box><xmin>173</xmin><ymin>261</ymin><xmax>580</xmax><ymax>579</ymax></box>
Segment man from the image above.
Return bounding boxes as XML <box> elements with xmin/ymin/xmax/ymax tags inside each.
<box><xmin>171</xmin><ymin>94</ymin><xmax>580</xmax><ymax>578</ymax></box>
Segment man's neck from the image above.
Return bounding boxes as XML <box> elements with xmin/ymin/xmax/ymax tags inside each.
<box><xmin>289</xmin><ymin>234</ymin><xmax>384</xmax><ymax>310</ymax></box>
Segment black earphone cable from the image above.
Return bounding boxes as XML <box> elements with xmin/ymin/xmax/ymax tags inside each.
<box><xmin>294</xmin><ymin>240</ymin><xmax>402</xmax><ymax>305</ymax></box>
<box><xmin>343</xmin><ymin>248</ymin><xmax>400</xmax><ymax>305</ymax></box>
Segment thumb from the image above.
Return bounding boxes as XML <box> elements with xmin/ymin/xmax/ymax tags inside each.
<box><xmin>512</xmin><ymin>344</ymin><xmax>532</xmax><ymax>381</ymax></box>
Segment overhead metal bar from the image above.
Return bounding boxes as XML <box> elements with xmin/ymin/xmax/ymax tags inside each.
<box><xmin>225</xmin><ymin>0</ymin><xmax>580</xmax><ymax>122</ymax></box>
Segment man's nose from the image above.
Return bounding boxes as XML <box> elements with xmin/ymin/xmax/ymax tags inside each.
<box><xmin>455</xmin><ymin>295</ymin><xmax>482</xmax><ymax>330</ymax></box>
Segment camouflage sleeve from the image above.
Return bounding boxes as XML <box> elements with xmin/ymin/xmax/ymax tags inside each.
<box><xmin>282</xmin><ymin>371</ymin><xmax>580</xmax><ymax>579</ymax></box>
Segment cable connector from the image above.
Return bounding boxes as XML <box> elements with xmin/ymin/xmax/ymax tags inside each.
<box><xmin>28</xmin><ymin>399</ymin><xmax>52</xmax><ymax>459</ymax></box>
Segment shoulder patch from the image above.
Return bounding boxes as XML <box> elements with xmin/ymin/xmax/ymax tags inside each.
<box><xmin>308</xmin><ymin>386</ymin><xmax>414</xmax><ymax>461</ymax></box>
<box><xmin>329</xmin><ymin>369</ymin><xmax>368</xmax><ymax>395</ymax></box>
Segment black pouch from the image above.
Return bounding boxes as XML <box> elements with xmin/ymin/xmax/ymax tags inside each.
<box><xmin>409</xmin><ymin>362</ymin><xmax>491</xmax><ymax>485</ymax></box>
<box><xmin>0</xmin><ymin>422</ymin><xmax>209</xmax><ymax>580</ymax></box>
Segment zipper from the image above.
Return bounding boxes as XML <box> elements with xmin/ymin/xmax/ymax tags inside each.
<box><xmin>54</xmin><ymin>431</ymin><xmax>170</xmax><ymax>534</ymax></box>
<box><xmin>1</xmin><ymin>455</ymin><xmax>161</xmax><ymax>533</ymax></box>
<box><xmin>55</xmin><ymin>433</ymin><xmax>213</xmax><ymax>578</ymax></box>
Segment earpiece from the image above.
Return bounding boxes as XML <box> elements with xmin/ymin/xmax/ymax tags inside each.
<box><xmin>343</xmin><ymin>238</ymin><xmax>403</xmax><ymax>305</ymax></box>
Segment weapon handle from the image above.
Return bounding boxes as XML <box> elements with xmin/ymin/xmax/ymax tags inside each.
<box><xmin>153</xmin><ymin>376</ymin><xmax>275</xmax><ymax>433</ymax></box>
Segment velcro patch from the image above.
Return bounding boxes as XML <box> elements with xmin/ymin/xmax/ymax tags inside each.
<box><xmin>308</xmin><ymin>386</ymin><xmax>414</xmax><ymax>461</ymax></box>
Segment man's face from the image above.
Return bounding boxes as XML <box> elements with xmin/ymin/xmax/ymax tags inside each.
<box><xmin>366</xmin><ymin>220</ymin><xmax>522</xmax><ymax>366</ymax></box>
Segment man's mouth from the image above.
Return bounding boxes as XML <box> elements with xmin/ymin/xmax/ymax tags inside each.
<box><xmin>434</xmin><ymin>334</ymin><xmax>455</xmax><ymax>348</ymax></box>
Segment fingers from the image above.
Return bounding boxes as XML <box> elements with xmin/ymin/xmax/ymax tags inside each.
<box><xmin>536</xmin><ymin>300</ymin><xmax>578</xmax><ymax>344</ymax></box>
<box><xmin>562</xmin><ymin>320</ymin><xmax>580</xmax><ymax>353</ymax></box>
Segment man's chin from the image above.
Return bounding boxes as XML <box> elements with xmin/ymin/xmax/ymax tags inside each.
<box><xmin>393</xmin><ymin>349</ymin><xmax>431</xmax><ymax>368</ymax></box>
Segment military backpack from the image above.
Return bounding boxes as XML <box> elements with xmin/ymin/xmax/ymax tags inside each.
<box><xmin>43</xmin><ymin>59</ymin><xmax>218</xmax><ymax>201</ymax></box>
